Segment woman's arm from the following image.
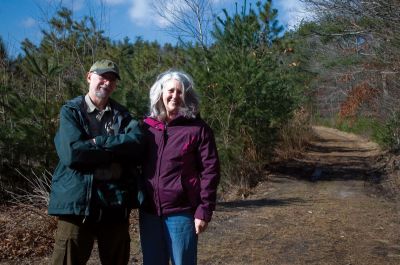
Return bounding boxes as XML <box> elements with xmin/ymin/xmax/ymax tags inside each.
<box><xmin>194</xmin><ymin>123</ymin><xmax>221</xmax><ymax>223</ymax></box>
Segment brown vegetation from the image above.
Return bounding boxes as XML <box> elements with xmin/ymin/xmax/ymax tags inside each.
<box><xmin>274</xmin><ymin>107</ymin><xmax>314</xmax><ymax>160</ymax></box>
<box><xmin>338</xmin><ymin>81</ymin><xmax>379</xmax><ymax>124</ymax></box>
<box><xmin>0</xmin><ymin>205</ymin><xmax>56</xmax><ymax>261</ymax></box>
<box><xmin>1</xmin><ymin>126</ymin><xmax>399</xmax><ymax>264</ymax></box>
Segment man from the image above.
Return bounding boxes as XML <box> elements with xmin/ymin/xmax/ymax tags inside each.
<box><xmin>48</xmin><ymin>59</ymin><xmax>143</xmax><ymax>265</ymax></box>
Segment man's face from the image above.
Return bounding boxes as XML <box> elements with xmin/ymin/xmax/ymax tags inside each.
<box><xmin>87</xmin><ymin>72</ymin><xmax>118</xmax><ymax>99</ymax></box>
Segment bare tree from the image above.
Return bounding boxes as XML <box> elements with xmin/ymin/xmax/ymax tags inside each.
<box><xmin>303</xmin><ymin>0</ymin><xmax>400</xmax><ymax>64</ymax></box>
<box><xmin>300</xmin><ymin>0</ymin><xmax>400</xmax><ymax>127</ymax></box>
<box><xmin>152</xmin><ymin>0</ymin><xmax>214</xmax><ymax>49</ymax></box>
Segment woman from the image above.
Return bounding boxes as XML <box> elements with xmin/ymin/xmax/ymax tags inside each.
<box><xmin>140</xmin><ymin>69</ymin><xmax>220</xmax><ymax>265</ymax></box>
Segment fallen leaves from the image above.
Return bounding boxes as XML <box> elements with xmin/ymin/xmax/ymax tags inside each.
<box><xmin>0</xmin><ymin>204</ymin><xmax>56</xmax><ymax>260</ymax></box>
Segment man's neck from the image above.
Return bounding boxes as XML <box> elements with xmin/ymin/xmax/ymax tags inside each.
<box><xmin>88</xmin><ymin>93</ymin><xmax>109</xmax><ymax>111</ymax></box>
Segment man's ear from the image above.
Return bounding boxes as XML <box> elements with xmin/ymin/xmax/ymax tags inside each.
<box><xmin>86</xmin><ymin>72</ymin><xmax>92</xmax><ymax>83</ymax></box>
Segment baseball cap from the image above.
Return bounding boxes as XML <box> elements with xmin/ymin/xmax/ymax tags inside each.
<box><xmin>89</xmin><ymin>59</ymin><xmax>121</xmax><ymax>80</ymax></box>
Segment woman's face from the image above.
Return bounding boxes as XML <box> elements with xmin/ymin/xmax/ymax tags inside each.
<box><xmin>163</xmin><ymin>78</ymin><xmax>183</xmax><ymax>119</ymax></box>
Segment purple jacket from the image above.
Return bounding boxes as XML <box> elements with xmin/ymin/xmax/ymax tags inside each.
<box><xmin>142</xmin><ymin>116</ymin><xmax>220</xmax><ymax>222</ymax></box>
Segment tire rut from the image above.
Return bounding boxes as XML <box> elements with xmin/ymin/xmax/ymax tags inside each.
<box><xmin>198</xmin><ymin>126</ymin><xmax>400</xmax><ymax>265</ymax></box>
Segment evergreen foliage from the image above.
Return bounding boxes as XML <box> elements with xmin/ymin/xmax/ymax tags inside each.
<box><xmin>0</xmin><ymin>0</ymin><xmax>311</xmax><ymax>199</ymax></box>
<box><xmin>188</xmin><ymin>0</ymin><xmax>308</xmax><ymax>189</ymax></box>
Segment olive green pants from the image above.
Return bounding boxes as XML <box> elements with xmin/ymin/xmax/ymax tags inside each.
<box><xmin>51</xmin><ymin>216</ymin><xmax>130</xmax><ymax>265</ymax></box>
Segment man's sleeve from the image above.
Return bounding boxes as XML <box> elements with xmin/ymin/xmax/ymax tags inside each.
<box><xmin>54</xmin><ymin>105</ymin><xmax>112</xmax><ymax>169</ymax></box>
<box><xmin>93</xmin><ymin>119</ymin><xmax>144</xmax><ymax>161</ymax></box>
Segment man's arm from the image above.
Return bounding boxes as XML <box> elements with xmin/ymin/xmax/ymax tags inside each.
<box><xmin>55</xmin><ymin>105</ymin><xmax>112</xmax><ymax>169</ymax></box>
<box><xmin>93</xmin><ymin>119</ymin><xmax>143</xmax><ymax>161</ymax></box>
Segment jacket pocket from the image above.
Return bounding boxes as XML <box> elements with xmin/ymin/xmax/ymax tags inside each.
<box><xmin>182</xmin><ymin>175</ymin><xmax>201</xmax><ymax>207</ymax></box>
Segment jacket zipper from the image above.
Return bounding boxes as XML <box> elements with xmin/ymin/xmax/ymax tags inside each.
<box><xmin>83</xmin><ymin>174</ymin><xmax>93</xmax><ymax>223</ymax></box>
<box><xmin>156</xmin><ymin>123</ymin><xmax>168</xmax><ymax>216</ymax></box>
<box><xmin>75</xmin><ymin>104</ymin><xmax>93</xmax><ymax>221</ymax></box>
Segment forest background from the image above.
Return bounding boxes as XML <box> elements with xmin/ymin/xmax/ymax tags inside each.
<box><xmin>1</xmin><ymin>0</ymin><xmax>400</xmax><ymax>202</ymax></box>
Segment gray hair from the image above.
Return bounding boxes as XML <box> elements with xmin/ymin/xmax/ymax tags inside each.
<box><xmin>149</xmin><ymin>69</ymin><xmax>199</xmax><ymax>121</ymax></box>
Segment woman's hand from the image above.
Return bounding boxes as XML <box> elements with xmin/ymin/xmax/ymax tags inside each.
<box><xmin>194</xmin><ymin>218</ymin><xmax>208</xmax><ymax>235</ymax></box>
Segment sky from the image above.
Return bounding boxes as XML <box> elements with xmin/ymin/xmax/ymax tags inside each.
<box><xmin>0</xmin><ymin>0</ymin><xmax>310</xmax><ymax>58</ymax></box>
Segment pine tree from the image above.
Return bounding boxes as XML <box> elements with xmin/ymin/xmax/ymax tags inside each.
<box><xmin>189</xmin><ymin>0</ymin><xmax>307</xmax><ymax>188</ymax></box>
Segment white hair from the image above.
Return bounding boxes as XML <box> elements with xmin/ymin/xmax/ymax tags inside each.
<box><xmin>149</xmin><ymin>69</ymin><xmax>199</xmax><ymax>121</ymax></box>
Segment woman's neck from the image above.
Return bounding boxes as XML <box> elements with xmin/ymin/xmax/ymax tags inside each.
<box><xmin>165</xmin><ymin>115</ymin><xmax>174</xmax><ymax>123</ymax></box>
<box><xmin>165</xmin><ymin>112</ymin><xmax>178</xmax><ymax>123</ymax></box>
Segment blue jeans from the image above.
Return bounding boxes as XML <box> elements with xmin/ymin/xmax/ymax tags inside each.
<box><xmin>139</xmin><ymin>211</ymin><xmax>197</xmax><ymax>265</ymax></box>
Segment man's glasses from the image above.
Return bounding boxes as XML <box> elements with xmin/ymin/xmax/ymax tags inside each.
<box><xmin>93</xmin><ymin>72</ymin><xmax>118</xmax><ymax>82</ymax></box>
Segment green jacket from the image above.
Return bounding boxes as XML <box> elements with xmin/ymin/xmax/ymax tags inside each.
<box><xmin>48</xmin><ymin>96</ymin><xmax>143</xmax><ymax>216</ymax></box>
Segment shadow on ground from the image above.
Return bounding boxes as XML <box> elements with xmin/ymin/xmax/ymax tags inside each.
<box><xmin>267</xmin><ymin>136</ymin><xmax>384</xmax><ymax>183</ymax></box>
<box><xmin>218</xmin><ymin>197</ymin><xmax>307</xmax><ymax>211</ymax></box>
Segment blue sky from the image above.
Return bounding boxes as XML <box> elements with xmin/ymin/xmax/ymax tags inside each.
<box><xmin>0</xmin><ymin>0</ymin><xmax>309</xmax><ymax>58</ymax></box>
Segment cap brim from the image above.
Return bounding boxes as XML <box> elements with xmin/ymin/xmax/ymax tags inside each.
<box><xmin>93</xmin><ymin>69</ymin><xmax>121</xmax><ymax>80</ymax></box>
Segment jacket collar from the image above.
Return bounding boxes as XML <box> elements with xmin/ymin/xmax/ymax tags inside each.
<box><xmin>144</xmin><ymin>117</ymin><xmax>166</xmax><ymax>131</ymax></box>
<box><xmin>144</xmin><ymin>115</ymin><xmax>191</xmax><ymax>130</ymax></box>
<box><xmin>65</xmin><ymin>95</ymin><xmax>127</xmax><ymax>115</ymax></box>
<box><xmin>84</xmin><ymin>94</ymin><xmax>112</xmax><ymax>113</ymax></box>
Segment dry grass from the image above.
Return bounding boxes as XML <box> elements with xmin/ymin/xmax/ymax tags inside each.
<box><xmin>374</xmin><ymin>152</ymin><xmax>400</xmax><ymax>200</ymax></box>
<box><xmin>5</xmin><ymin>170</ymin><xmax>52</xmax><ymax>207</ymax></box>
<box><xmin>0</xmin><ymin>169</ymin><xmax>56</xmax><ymax>261</ymax></box>
<box><xmin>274</xmin><ymin>107</ymin><xmax>315</xmax><ymax>160</ymax></box>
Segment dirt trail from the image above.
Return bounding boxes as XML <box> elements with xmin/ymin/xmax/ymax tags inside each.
<box><xmin>198</xmin><ymin>126</ymin><xmax>400</xmax><ymax>265</ymax></box>
<box><xmin>2</xmin><ymin>126</ymin><xmax>399</xmax><ymax>265</ymax></box>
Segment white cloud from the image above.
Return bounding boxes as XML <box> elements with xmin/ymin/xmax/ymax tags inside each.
<box><xmin>22</xmin><ymin>17</ymin><xmax>37</xmax><ymax>28</ymax></box>
<box><xmin>148</xmin><ymin>0</ymin><xmax>220</xmax><ymax>28</ymax></box>
<box><xmin>128</xmin><ymin>0</ymin><xmax>183</xmax><ymax>28</ymax></box>
<box><xmin>276</xmin><ymin>0</ymin><xmax>313</xmax><ymax>29</ymax></box>
<box><xmin>129</xmin><ymin>0</ymin><xmax>296</xmax><ymax>29</ymax></box>
<box><xmin>156</xmin><ymin>0</ymin><xmax>186</xmax><ymax>27</ymax></box>
<box><xmin>128</xmin><ymin>0</ymin><xmax>155</xmax><ymax>26</ymax></box>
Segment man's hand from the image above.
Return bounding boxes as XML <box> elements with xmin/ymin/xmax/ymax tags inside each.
<box><xmin>195</xmin><ymin>218</ymin><xmax>208</xmax><ymax>235</ymax></box>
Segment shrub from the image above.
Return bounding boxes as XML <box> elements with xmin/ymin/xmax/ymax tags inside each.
<box><xmin>375</xmin><ymin>112</ymin><xmax>400</xmax><ymax>152</ymax></box>
<box><xmin>191</xmin><ymin>1</ymin><xmax>308</xmax><ymax>191</ymax></box>
<box><xmin>274</xmin><ymin>107</ymin><xmax>314</xmax><ymax>160</ymax></box>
